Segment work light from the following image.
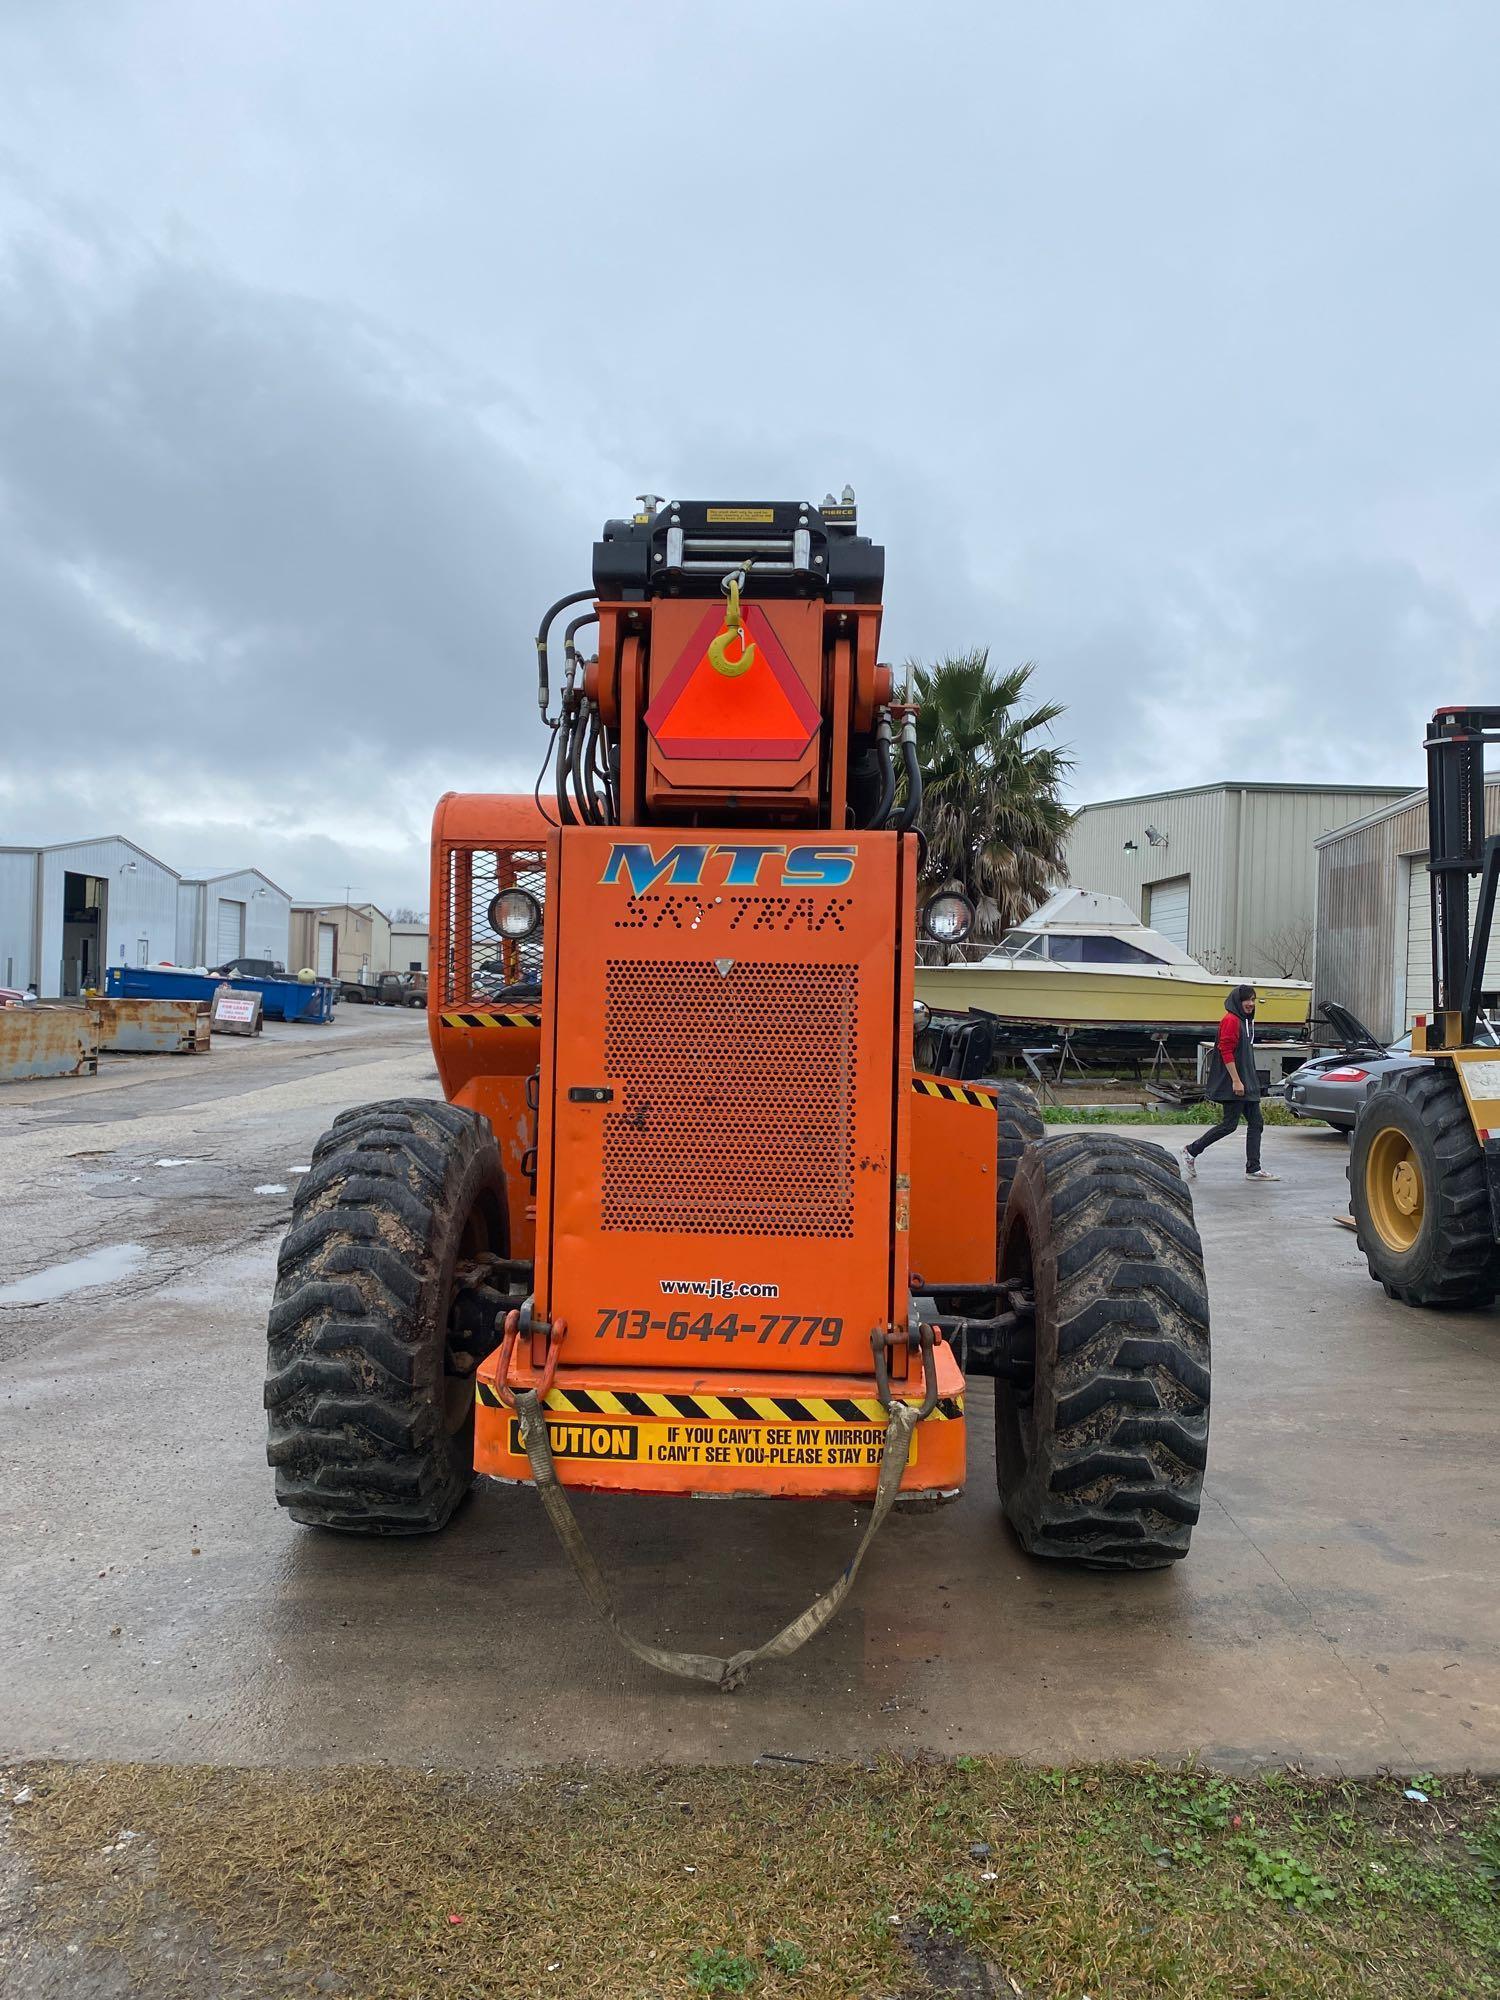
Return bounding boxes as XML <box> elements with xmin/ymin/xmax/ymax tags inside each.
<box><xmin>488</xmin><ymin>888</ymin><xmax>542</xmax><ymax>939</ymax></box>
<box><xmin>922</xmin><ymin>893</ymin><xmax>973</xmax><ymax>943</ymax></box>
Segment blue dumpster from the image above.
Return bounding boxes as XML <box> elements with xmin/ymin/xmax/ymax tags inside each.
<box><xmin>105</xmin><ymin>965</ymin><xmax>336</xmax><ymax>1023</ymax></box>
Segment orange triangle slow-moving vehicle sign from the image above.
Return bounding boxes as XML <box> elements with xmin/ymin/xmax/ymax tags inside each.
<box><xmin>644</xmin><ymin>604</ymin><xmax>822</xmax><ymax>760</ymax></box>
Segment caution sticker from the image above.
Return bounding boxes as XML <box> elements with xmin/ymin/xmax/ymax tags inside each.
<box><xmin>705</xmin><ymin>506</ymin><xmax>774</xmax><ymax>523</ymax></box>
<box><xmin>508</xmin><ymin>1416</ymin><xmax>914</xmax><ymax>1470</ymax></box>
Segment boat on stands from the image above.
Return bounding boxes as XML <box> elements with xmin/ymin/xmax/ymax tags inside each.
<box><xmin>914</xmin><ymin>887</ymin><xmax>1311</xmax><ymax>1034</ymax></box>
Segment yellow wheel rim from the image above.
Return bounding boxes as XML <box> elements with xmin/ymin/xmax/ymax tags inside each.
<box><xmin>1365</xmin><ymin>1127</ymin><xmax>1426</xmax><ymax>1253</ymax></box>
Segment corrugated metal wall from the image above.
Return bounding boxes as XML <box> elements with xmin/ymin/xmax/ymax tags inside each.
<box><xmin>1237</xmin><ymin>789</ymin><xmax>1409</xmax><ymax>974</ymax></box>
<box><xmin>175</xmin><ymin>882</ymin><xmax>202</xmax><ymax>965</ymax></box>
<box><xmin>1316</xmin><ymin>784</ymin><xmax>1500</xmax><ymax>1039</ymax></box>
<box><xmin>1061</xmin><ymin>789</ymin><xmax>1229</xmax><ymax>963</ymax></box>
<box><xmin>1063</xmin><ymin>786</ymin><xmax>1408</xmax><ymax>975</ymax></box>
<box><xmin>177</xmin><ymin>873</ymin><xmax>291</xmax><ymax>966</ymax></box>
<box><xmin>37</xmin><ymin>840</ymin><xmax>180</xmax><ymax>996</ymax></box>
<box><xmin>200</xmin><ymin>872</ymin><xmax>290</xmax><ymax>965</ymax></box>
<box><xmin>0</xmin><ymin>850</ymin><xmax>39</xmax><ymax>989</ymax></box>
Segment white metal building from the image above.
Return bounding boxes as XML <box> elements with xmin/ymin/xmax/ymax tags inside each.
<box><xmin>175</xmin><ymin>869</ymin><xmax>292</xmax><ymax>968</ymax></box>
<box><xmin>1315</xmin><ymin>784</ymin><xmax>1500</xmax><ymax>1042</ymax></box>
<box><xmin>390</xmin><ymin>921</ymin><xmax>429</xmax><ymax>973</ymax></box>
<box><xmin>0</xmin><ymin>836</ymin><xmax>182</xmax><ymax>996</ymax></box>
<box><xmin>0</xmin><ymin>838</ymin><xmax>290</xmax><ymax>996</ymax></box>
<box><xmin>1062</xmin><ymin>783</ymin><xmax>1411</xmax><ymax>977</ymax></box>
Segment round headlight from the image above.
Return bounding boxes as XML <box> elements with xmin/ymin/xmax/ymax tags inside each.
<box><xmin>913</xmin><ymin>999</ymin><xmax>932</xmax><ymax>1034</ymax></box>
<box><xmin>488</xmin><ymin>887</ymin><xmax>542</xmax><ymax>939</ymax></box>
<box><xmin>923</xmin><ymin>892</ymin><xmax>973</xmax><ymax>943</ymax></box>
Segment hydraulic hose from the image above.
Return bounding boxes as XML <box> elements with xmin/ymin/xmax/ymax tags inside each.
<box><xmin>870</xmin><ymin>710</ymin><xmax>896</xmax><ymax>829</ymax></box>
<box><xmin>582</xmin><ymin>702</ymin><xmax>608</xmax><ymax>825</ymax></box>
<box><xmin>565</xmin><ymin>614</ymin><xmax>608</xmax><ymax>822</ymax></box>
<box><xmin>535</xmin><ymin>589</ymin><xmax>597</xmax><ymax>723</ymax></box>
<box><xmin>571</xmin><ymin>696</ymin><xmax>600</xmax><ymax>825</ymax></box>
<box><xmin>554</xmin><ymin>669</ymin><xmax>579</xmax><ymax>826</ymax></box>
<box><xmin>554</xmin><ymin>710</ymin><xmax>576</xmax><ymax>825</ymax></box>
<box><xmin>562</xmin><ymin>612</ymin><xmax>598</xmax><ymax>678</ymax></box>
<box><xmin>895</xmin><ymin>712</ymin><xmax>923</xmax><ymax>832</ymax></box>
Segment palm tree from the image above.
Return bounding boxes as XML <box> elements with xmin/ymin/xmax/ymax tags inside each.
<box><xmin>906</xmin><ymin>651</ymin><xmax>1073</xmax><ymax>955</ymax></box>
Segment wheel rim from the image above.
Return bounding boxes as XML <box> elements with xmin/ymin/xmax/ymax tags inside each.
<box><xmin>1365</xmin><ymin>1126</ymin><xmax>1425</xmax><ymax>1253</ymax></box>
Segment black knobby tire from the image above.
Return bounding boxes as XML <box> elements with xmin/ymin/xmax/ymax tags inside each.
<box><xmin>996</xmin><ymin>1131</ymin><xmax>1210</xmax><ymax>1567</ymax></box>
<box><xmin>982</xmin><ymin>1077</ymin><xmax>1045</xmax><ymax>1220</ymax></box>
<box><xmin>264</xmin><ymin>1098</ymin><xmax>508</xmax><ymax>1533</ymax></box>
<box><xmin>1349</xmin><ymin>1067</ymin><xmax>1499</xmax><ymax>1308</ymax></box>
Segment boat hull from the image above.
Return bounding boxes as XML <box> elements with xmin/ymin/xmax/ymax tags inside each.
<box><xmin>914</xmin><ymin>962</ymin><xmax>1311</xmax><ymax>1032</ymax></box>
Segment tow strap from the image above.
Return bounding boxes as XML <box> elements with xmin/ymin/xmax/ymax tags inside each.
<box><xmin>513</xmin><ymin>1388</ymin><xmax>922</xmax><ymax>1692</ymax></box>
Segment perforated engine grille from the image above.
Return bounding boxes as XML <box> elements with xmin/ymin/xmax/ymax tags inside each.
<box><xmin>601</xmin><ymin>960</ymin><xmax>859</xmax><ymax>1237</ymax></box>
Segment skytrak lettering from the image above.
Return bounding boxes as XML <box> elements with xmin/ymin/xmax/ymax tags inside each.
<box><xmin>601</xmin><ymin>842</ymin><xmax>857</xmax><ymax>894</ymax></box>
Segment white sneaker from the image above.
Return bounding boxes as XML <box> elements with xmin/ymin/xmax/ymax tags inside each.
<box><xmin>1180</xmin><ymin>1148</ymin><xmax>1197</xmax><ymax>1180</ymax></box>
<box><xmin>1245</xmin><ymin>1168</ymin><xmax>1280</xmax><ymax>1182</ymax></box>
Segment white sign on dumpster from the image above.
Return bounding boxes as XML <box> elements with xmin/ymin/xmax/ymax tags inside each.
<box><xmin>211</xmin><ymin>987</ymin><xmax>263</xmax><ymax>1036</ymax></box>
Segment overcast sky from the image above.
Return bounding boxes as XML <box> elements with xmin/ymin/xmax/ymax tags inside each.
<box><xmin>3</xmin><ymin>2</ymin><xmax>1497</xmax><ymax>908</ymax></box>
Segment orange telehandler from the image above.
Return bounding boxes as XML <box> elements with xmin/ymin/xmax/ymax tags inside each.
<box><xmin>265</xmin><ymin>497</ymin><xmax>1210</xmax><ymax>1685</ymax></box>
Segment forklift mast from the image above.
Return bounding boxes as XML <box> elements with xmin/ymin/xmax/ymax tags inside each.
<box><xmin>1424</xmin><ymin>705</ymin><xmax>1500</xmax><ymax>1047</ymax></box>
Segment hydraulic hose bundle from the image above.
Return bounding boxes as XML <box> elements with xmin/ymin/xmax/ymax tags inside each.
<box><xmin>535</xmin><ymin>594</ymin><xmax>618</xmax><ymax>826</ymax></box>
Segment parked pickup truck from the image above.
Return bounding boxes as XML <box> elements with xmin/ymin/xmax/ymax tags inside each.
<box><xmin>377</xmin><ymin>971</ymin><xmax>427</xmax><ymax>1009</ymax></box>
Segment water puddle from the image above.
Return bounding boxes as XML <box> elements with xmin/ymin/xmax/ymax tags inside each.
<box><xmin>0</xmin><ymin>1243</ymin><xmax>149</xmax><ymax>1306</ymax></box>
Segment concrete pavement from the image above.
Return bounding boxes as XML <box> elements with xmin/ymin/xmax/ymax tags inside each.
<box><xmin>2</xmin><ymin>1012</ymin><xmax>1497</xmax><ymax>1774</ymax></box>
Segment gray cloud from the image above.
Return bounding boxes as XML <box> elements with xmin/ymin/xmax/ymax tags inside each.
<box><xmin>2</xmin><ymin>1</ymin><xmax>1498</xmax><ymax>905</ymax></box>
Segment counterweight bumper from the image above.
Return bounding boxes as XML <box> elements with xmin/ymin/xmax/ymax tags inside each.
<box><xmin>474</xmin><ymin>1350</ymin><xmax>967</xmax><ymax>1499</ymax></box>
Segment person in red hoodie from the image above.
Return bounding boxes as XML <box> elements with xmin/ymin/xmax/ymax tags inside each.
<box><xmin>1181</xmin><ymin>984</ymin><xmax>1280</xmax><ymax>1183</ymax></box>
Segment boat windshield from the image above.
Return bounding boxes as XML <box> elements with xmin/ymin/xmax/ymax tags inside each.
<box><xmin>996</xmin><ymin>930</ymin><xmax>1047</xmax><ymax>959</ymax></box>
<box><xmin>1039</xmin><ymin>932</ymin><xmax>1171</xmax><ymax>966</ymax></box>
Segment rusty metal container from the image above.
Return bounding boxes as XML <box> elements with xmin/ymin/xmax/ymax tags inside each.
<box><xmin>91</xmin><ymin>997</ymin><xmax>212</xmax><ymax>1055</ymax></box>
<box><xmin>0</xmin><ymin>1006</ymin><xmax>99</xmax><ymax>1082</ymax></box>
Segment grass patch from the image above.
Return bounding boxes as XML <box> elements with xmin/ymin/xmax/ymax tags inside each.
<box><xmin>1041</xmin><ymin>1098</ymin><xmax>1313</xmax><ymax>1126</ymax></box>
<box><xmin>4</xmin><ymin>1758</ymin><xmax>1496</xmax><ymax>1998</ymax></box>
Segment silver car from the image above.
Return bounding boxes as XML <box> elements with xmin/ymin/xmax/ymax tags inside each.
<box><xmin>1284</xmin><ymin>1001</ymin><xmax>1499</xmax><ymax>1131</ymax></box>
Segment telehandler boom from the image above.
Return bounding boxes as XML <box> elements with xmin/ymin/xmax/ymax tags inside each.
<box><xmin>265</xmin><ymin>496</ymin><xmax>1211</xmax><ymax>1682</ymax></box>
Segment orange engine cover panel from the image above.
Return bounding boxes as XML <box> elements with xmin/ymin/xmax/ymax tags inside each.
<box><xmin>532</xmin><ymin>827</ymin><xmax>917</xmax><ymax>1377</ymax></box>
<box><xmin>908</xmin><ymin>1077</ymin><xmax>999</xmax><ymax>1286</ymax></box>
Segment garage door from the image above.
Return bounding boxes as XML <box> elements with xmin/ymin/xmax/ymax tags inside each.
<box><xmin>1404</xmin><ymin>858</ymin><xmax>1496</xmax><ymax>1027</ymax></box>
<box><xmin>1146</xmin><ymin>875</ymin><xmax>1190</xmax><ymax>951</ymax></box>
<box><xmin>216</xmin><ymin>898</ymin><xmax>245</xmax><ymax>965</ymax></box>
<box><xmin>316</xmin><ymin>922</ymin><xmax>336</xmax><ymax>979</ymax></box>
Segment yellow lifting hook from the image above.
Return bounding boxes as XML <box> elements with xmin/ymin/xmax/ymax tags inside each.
<box><xmin>708</xmin><ymin>565</ymin><xmax>757</xmax><ymax>678</ymax></box>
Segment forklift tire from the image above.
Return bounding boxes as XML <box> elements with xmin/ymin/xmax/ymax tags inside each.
<box><xmin>264</xmin><ymin>1099</ymin><xmax>509</xmax><ymax>1534</ymax></box>
<box><xmin>983</xmin><ymin>1077</ymin><xmax>1045</xmax><ymax>1219</ymax></box>
<box><xmin>1349</xmin><ymin>1067</ymin><xmax>1499</xmax><ymax>1308</ymax></box>
<box><xmin>996</xmin><ymin>1132</ymin><xmax>1209</xmax><ymax>1568</ymax></box>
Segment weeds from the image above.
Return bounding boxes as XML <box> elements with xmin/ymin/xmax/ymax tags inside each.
<box><xmin>1241</xmin><ymin>1844</ymin><xmax>1338</xmax><ymax>1911</ymax></box>
<box><xmin>915</xmin><ymin>1875</ymin><xmax>979</xmax><ymax>1938</ymax></box>
<box><xmin>688</xmin><ymin>1946</ymin><xmax>758</xmax><ymax>1994</ymax></box>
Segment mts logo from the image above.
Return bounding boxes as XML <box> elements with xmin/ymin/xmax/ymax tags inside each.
<box><xmin>601</xmin><ymin>843</ymin><xmax>857</xmax><ymax>894</ymax></box>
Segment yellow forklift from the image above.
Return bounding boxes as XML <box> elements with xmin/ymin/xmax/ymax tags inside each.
<box><xmin>1351</xmin><ymin>705</ymin><xmax>1500</xmax><ymax>1305</ymax></box>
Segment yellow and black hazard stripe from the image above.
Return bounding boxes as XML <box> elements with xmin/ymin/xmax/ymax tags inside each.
<box><xmin>912</xmin><ymin>1074</ymin><xmax>998</xmax><ymax>1108</ymax></box>
<box><xmin>439</xmin><ymin>1009</ymin><xmax>542</xmax><ymax>1029</ymax></box>
<box><xmin>478</xmin><ymin>1383</ymin><xmax>963</xmax><ymax>1423</ymax></box>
